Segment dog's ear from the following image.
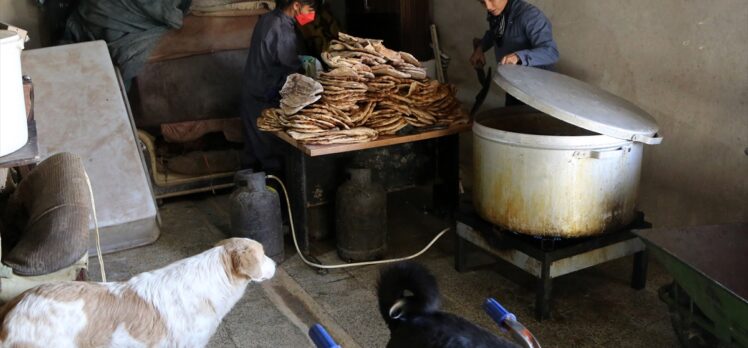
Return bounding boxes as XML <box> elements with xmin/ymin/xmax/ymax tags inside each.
<box><xmin>232</xmin><ymin>245</ymin><xmax>264</xmax><ymax>280</ymax></box>
<box><xmin>220</xmin><ymin>239</ymin><xmax>264</xmax><ymax>280</ymax></box>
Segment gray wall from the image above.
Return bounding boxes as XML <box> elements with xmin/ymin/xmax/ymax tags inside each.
<box><xmin>326</xmin><ymin>0</ymin><xmax>347</xmax><ymax>29</ymax></box>
<box><xmin>434</xmin><ymin>0</ymin><xmax>748</xmax><ymax>227</ymax></box>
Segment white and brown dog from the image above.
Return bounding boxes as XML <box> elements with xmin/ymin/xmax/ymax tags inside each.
<box><xmin>0</xmin><ymin>238</ymin><xmax>275</xmax><ymax>348</ymax></box>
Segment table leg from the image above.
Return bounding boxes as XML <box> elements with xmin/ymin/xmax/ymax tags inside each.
<box><xmin>455</xmin><ymin>234</ymin><xmax>472</xmax><ymax>273</ymax></box>
<box><xmin>631</xmin><ymin>250</ymin><xmax>648</xmax><ymax>290</ymax></box>
<box><xmin>284</xmin><ymin>145</ymin><xmax>310</xmax><ymax>254</ymax></box>
<box><xmin>536</xmin><ymin>259</ymin><xmax>553</xmax><ymax>321</ymax></box>
<box><xmin>282</xmin><ymin>146</ymin><xmax>331</xmax><ymax>274</ymax></box>
<box><xmin>433</xmin><ymin>134</ymin><xmax>459</xmax><ymax>215</ymax></box>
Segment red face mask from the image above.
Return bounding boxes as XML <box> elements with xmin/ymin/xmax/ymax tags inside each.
<box><xmin>295</xmin><ymin>12</ymin><xmax>316</xmax><ymax>26</ymax></box>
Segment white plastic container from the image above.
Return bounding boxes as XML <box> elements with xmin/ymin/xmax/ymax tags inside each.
<box><xmin>0</xmin><ymin>30</ymin><xmax>28</xmax><ymax>157</ymax></box>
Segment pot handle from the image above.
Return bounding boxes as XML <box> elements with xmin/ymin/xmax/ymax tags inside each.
<box><xmin>632</xmin><ymin>133</ymin><xmax>663</xmax><ymax>145</ymax></box>
<box><xmin>589</xmin><ymin>147</ymin><xmax>624</xmax><ymax>159</ymax></box>
<box><xmin>574</xmin><ymin>148</ymin><xmax>623</xmax><ymax>159</ymax></box>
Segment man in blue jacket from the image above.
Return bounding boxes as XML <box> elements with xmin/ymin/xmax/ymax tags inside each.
<box><xmin>470</xmin><ymin>0</ymin><xmax>559</xmax><ymax>105</ymax></box>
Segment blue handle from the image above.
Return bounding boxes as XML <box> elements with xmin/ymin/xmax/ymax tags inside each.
<box><xmin>484</xmin><ymin>298</ymin><xmax>517</xmax><ymax>327</ymax></box>
<box><xmin>484</xmin><ymin>299</ymin><xmax>543</xmax><ymax>348</ymax></box>
<box><xmin>309</xmin><ymin>324</ymin><xmax>340</xmax><ymax>348</ymax></box>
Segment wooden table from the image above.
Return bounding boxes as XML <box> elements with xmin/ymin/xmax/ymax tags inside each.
<box><xmin>273</xmin><ymin>123</ymin><xmax>470</xmax><ymax>257</ymax></box>
<box><xmin>274</xmin><ymin>124</ymin><xmax>470</xmax><ymax>156</ymax></box>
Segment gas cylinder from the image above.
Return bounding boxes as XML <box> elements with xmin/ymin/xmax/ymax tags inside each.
<box><xmin>229</xmin><ymin>170</ymin><xmax>284</xmax><ymax>262</ymax></box>
<box><xmin>335</xmin><ymin>168</ymin><xmax>387</xmax><ymax>262</ymax></box>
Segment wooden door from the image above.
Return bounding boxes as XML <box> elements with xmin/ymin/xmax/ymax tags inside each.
<box><xmin>345</xmin><ymin>0</ymin><xmax>433</xmax><ymax>60</ymax></box>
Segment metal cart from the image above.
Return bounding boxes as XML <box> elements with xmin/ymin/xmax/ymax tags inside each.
<box><xmin>635</xmin><ymin>223</ymin><xmax>748</xmax><ymax>348</ymax></box>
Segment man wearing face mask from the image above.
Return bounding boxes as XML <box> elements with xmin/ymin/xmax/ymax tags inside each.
<box><xmin>239</xmin><ymin>0</ymin><xmax>316</xmax><ymax>173</ymax></box>
<box><xmin>470</xmin><ymin>0</ymin><xmax>559</xmax><ymax>105</ymax></box>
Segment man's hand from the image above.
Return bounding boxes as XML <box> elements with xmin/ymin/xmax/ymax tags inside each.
<box><xmin>470</xmin><ymin>48</ymin><xmax>486</xmax><ymax>68</ymax></box>
<box><xmin>500</xmin><ymin>53</ymin><xmax>521</xmax><ymax>65</ymax></box>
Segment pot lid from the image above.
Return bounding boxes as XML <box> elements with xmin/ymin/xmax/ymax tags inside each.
<box><xmin>494</xmin><ymin>65</ymin><xmax>662</xmax><ymax>145</ymax></box>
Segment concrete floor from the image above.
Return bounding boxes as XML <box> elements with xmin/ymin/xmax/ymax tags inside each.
<box><xmin>88</xmin><ymin>188</ymin><xmax>679</xmax><ymax>347</ymax></box>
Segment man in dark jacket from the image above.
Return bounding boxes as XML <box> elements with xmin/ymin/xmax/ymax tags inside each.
<box><xmin>240</xmin><ymin>0</ymin><xmax>316</xmax><ymax>173</ymax></box>
<box><xmin>470</xmin><ymin>0</ymin><xmax>559</xmax><ymax>104</ymax></box>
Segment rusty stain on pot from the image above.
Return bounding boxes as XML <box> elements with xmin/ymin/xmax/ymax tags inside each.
<box><xmin>473</xmin><ymin>126</ymin><xmax>640</xmax><ymax>237</ymax></box>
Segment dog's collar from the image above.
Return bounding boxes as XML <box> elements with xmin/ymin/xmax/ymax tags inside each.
<box><xmin>389</xmin><ymin>299</ymin><xmax>407</xmax><ymax>320</ymax></box>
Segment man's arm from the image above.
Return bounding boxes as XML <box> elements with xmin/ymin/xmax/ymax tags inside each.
<box><xmin>275</xmin><ymin>29</ymin><xmax>302</xmax><ymax>72</ymax></box>
<box><xmin>266</xmin><ymin>25</ymin><xmax>302</xmax><ymax>101</ymax></box>
<box><xmin>471</xmin><ymin>29</ymin><xmax>494</xmax><ymax>68</ymax></box>
<box><xmin>480</xmin><ymin>29</ymin><xmax>495</xmax><ymax>52</ymax></box>
<box><xmin>513</xmin><ymin>8</ymin><xmax>559</xmax><ymax>67</ymax></box>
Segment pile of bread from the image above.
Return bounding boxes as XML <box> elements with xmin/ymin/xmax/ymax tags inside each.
<box><xmin>258</xmin><ymin>33</ymin><xmax>468</xmax><ymax>145</ymax></box>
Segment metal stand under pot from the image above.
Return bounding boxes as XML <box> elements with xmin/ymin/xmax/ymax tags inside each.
<box><xmin>455</xmin><ymin>203</ymin><xmax>651</xmax><ymax>321</ymax></box>
<box><xmin>461</xmin><ymin>65</ymin><xmax>664</xmax><ymax>320</ymax></box>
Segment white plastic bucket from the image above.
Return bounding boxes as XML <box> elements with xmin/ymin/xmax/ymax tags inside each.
<box><xmin>0</xmin><ymin>30</ymin><xmax>28</xmax><ymax>157</ymax></box>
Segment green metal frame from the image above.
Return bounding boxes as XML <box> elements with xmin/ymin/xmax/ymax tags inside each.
<box><xmin>647</xmin><ymin>243</ymin><xmax>748</xmax><ymax>348</ymax></box>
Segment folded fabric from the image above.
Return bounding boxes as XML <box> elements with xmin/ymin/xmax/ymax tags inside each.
<box><xmin>190</xmin><ymin>0</ymin><xmax>275</xmax><ymax>13</ymax></box>
<box><xmin>166</xmin><ymin>150</ymin><xmax>241</xmax><ymax>175</ymax></box>
<box><xmin>190</xmin><ymin>9</ymin><xmax>271</xmax><ymax>17</ymax></box>
<box><xmin>149</xmin><ymin>14</ymin><xmax>264</xmax><ymax>63</ymax></box>
<box><xmin>1</xmin><ymin>153</ymin><xmax>91</xmax><ymax>276</ymax></box>
<box><xmin>161</xmin><ymin>118</ymin><xmax>244</xmax><ymax>143</ymax></box>
<box><xmin>131</xmin><ymin>50</ymin><xmax>247</xmax><ymax>127</ymax></box>
<box><xmin>64</xmin><ymin>0</ymin><xmax>191</xmax><ymax>81</ymax></box>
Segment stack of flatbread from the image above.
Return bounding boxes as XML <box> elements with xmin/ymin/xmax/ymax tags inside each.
<box><xmin>322</xmin><ymin>33</ymin><xmax>427</xmax><ymax>80</ymax></box>
<box><xmin>391</xmin><ymin>80</ymin><xmax>469</xmax><ymax>127</ymax></box>
<box><xmin>279</xmin><ymin>74</ymin><xmax>323</xmax><ymax>115</ymax></box>
<box><xmin>286</xmin><ymin>127</ymin><xmax>378</xmax><ymax>145</ymax></box>
<box><xmin>318</xmin><ymin>67</ymin><xmax>368</xmax><ymax>112</ymax></box>
<box><xmin>257</xmin><ymin>33</ymin><xmax>468</xmax><ymax>145</ymax></box>
<box><xmin>363</xmin><ymin>77</ymin><xmax>468</xmax><ymax>129</ymax></box>
<box><xmin>259</xmin><ymin>104</ymin><xmax>379</xmax><ymax>144</ymax></box>
<box><xmin>364</xmin><ymin>101</ymin><xmax>409</xmax><ymax>135</ymax></box>
<box><xmin>257</xmin><ymin>108</ymin><xmax>285</xmax><ymax>132</ymax></box>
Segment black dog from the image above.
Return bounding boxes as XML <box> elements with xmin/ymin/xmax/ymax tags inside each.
<box><xmin>377</xmin><ymin>262</ymin><xmax>519</xmax><ymax>348</ymax></box>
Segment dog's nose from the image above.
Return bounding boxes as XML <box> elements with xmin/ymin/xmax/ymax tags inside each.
<box><xmin>261</xmin><ymin>256</ymin><xmax>276</xmax><ymax>280</ymax></box>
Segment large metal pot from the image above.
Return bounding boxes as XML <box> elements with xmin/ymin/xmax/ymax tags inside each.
<box><xmin>474</xmin><ymin>107</ymin><xmax>642</xmax><ymax>236</ymax></box>
<box><xmin>473</xmin><ymin>65</ymin><xmax>662</xmax><ymax>237</ymax></box>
